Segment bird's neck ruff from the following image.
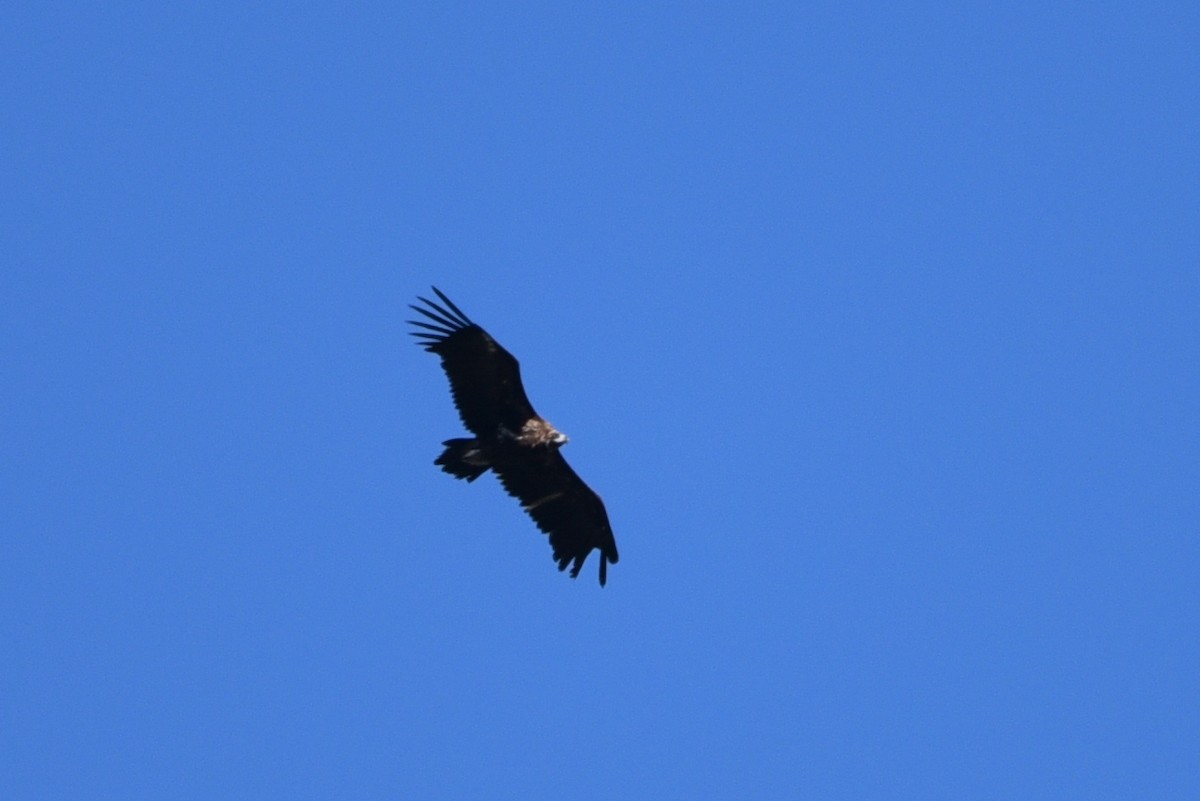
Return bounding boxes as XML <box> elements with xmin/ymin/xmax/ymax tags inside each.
<box><xmin>516</xmin><ymin>417</ymin><xmax>568</xmax><ymax>447</ymax></box>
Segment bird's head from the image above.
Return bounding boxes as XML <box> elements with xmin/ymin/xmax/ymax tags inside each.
<box><xmin>519</xmin><ymin>417</ymin><xmax>569</xmax><ymax>448</ymax></box>
<box><xmin>541</xmin><ymin>419</ymin><xmax>569</xmax><ymax>447</ymax></box>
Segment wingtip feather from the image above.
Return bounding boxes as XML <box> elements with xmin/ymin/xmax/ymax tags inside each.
<box><xmin>430</xmin><ymin>287</ymin><xmax>474</xmax><ymax>326</ymax></box>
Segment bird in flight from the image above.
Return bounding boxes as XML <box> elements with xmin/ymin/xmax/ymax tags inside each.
<box><xmin>408</xmin><ymin>287</ymin><xmax>619</xmax><ymax>586</ymax></box>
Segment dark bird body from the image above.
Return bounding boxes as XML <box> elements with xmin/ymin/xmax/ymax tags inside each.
<box><xmin>409</xmin><ymin>288</ymin><xmax>619</xmax><ymax>586</ymax></box>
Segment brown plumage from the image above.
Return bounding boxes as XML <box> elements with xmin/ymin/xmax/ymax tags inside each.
<box><xmin>408</xmin><ymin>287</ymin><xmax>619</xmax><ymax>586</ymax></box>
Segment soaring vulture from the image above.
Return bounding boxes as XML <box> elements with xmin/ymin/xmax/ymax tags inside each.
<box><xmin>408</xmin><ymin>287</ymin><xmax>619</xmax><ymax>586</ymax></box>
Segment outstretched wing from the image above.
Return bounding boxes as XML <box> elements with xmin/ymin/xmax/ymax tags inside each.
<box><xmin>408</xmin><ymin>287</ymin><xmax>538</xmax><ymax>436</ymax></box>
<box><xmin>493</xmin><ymin>450</ymin><xmax>620</xmax><ymax>586</ymax></box>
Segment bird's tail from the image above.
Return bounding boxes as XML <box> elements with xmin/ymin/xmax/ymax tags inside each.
<box><xmin>435</xmin><ymin>438</ymin><xmax>490</xmax><ymax>482</ymax></box>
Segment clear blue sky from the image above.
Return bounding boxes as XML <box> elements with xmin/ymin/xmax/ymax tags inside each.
<box><xmin>3</xmin><ymin>3</ymin><xmax>1197</xmax><ymax>799</ymax></box>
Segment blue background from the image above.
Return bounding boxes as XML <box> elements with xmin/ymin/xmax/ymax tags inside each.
<box><xmin>3</xmin><ymin>3</ymin><xmax>1197</xmax><ymax>798</ymax></box>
